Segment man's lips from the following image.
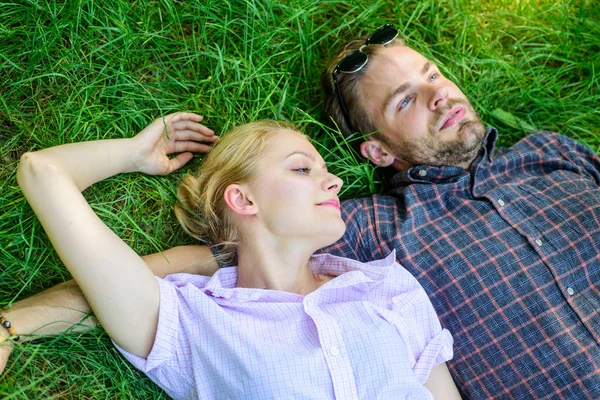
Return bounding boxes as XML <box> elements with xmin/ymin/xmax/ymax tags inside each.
<box><xmin>440</xmin><ymin>106</ymin><xmax>465</xmax><ymax>131</ymax></box>
<box><xmin>317</xmin><ymin>199</ymin><xmax>341</xmax><ymax>210</ymax></box>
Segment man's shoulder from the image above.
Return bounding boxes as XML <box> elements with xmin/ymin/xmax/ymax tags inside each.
<box><xmin>506</xmin><ymin>130</ymin><xmax>592</xmax><ymax>159</ymax></box>
<box><xmin>513</xmin><ymin>130</ymin><xmax>577</xmax><ymax>149</ymax></box>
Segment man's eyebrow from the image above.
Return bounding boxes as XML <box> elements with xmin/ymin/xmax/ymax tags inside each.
<box><xmin>383</xmin><ymin>61</ymin><xmax>436</xmax><ymax>112</ymax></box>
<box><xmin>285</xmin><ymin>151</ymin><xmax>315</xmax><ymax>161</ymax></box>
<box><xmin>383</xmin><ymin>82</ymin><xmax>410</xmax><ymax>111</ymax></box>
<box><xmin>421</xmin><ymin>61</ymin><xmax>432</xmax><ymax>75</ymax></box>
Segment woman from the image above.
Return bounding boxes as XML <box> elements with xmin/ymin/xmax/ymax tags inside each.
<box><xmin>17</xmin><ymin>113</ymin><xmax>461</xmax><ymax>399</ymax></box>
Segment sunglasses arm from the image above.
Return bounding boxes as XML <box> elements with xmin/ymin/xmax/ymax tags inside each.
<box><xmin>332</xmin><ymin>70</ymin><xmax>356</xmax><ymax>134</ymax></box>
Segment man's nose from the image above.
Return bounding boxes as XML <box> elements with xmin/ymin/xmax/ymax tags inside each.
<box><xmin>428</xmin><ymin>86</ymin><xmax>448</xmax><ymax>111</ymax></box>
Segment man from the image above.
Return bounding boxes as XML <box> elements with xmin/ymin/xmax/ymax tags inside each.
<box><xmin>3</xmin><ymin>25</ymin><xmax>600</xmax><ymax>398</ymax></box>
<box><xmin>318</xmin><ymin>25</ymin><xmax>600</xmax><ymax>399</ymax></box>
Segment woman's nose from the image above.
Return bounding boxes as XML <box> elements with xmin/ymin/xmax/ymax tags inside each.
<box><xmin>324</xmin><ymin>173</ymin><xmax>343</xmax><ymax>194</ymax></box>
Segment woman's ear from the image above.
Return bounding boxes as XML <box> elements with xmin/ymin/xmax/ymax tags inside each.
<box><xmin>359</xmin><ymin>139</ymin><xmax>395</xmax><ymax>167</ymax></box>
<box><xmin>224</xmin><ymin>184</ymin><xmax>258</xmax><ymax>215</ymax></box>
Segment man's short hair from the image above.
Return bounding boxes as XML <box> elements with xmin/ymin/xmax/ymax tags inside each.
<box><xmin>320</xmin><ymin>36</ymin><xmax>406</xmax><ymax>138</ymax></box>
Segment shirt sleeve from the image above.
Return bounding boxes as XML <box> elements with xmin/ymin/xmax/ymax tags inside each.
<box><xmin>388</xmin><ymin>262</ymin><xmax>454</xmax><ymax>383</ymax></box>
<box><xmin>112</xmin><ymin>276</ymin><xmax>196</xmax><ymax>399</ymax></box>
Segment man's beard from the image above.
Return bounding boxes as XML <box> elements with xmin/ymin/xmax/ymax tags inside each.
<box><xmin>385</xmin><ymin>99</ymin><xmax>486</xmax><ymax>169</ymax></box>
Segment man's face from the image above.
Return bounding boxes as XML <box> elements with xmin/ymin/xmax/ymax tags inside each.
<box><xmin>358</xmin><ymin>46</ymin><xmax>486</xmax><ymax>169</ymax></box>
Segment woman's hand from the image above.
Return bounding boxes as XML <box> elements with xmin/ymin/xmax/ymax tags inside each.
<box><xmin>133</xmin><ymin>112</ymin><xmax>217</xmax><ymax>176</ymax></box>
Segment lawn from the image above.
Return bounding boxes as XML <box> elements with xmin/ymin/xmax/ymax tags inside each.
<box><xmin>1</xmin><ymin>0</ymin><xmax>599</xmax><ymax>398</ymax></box>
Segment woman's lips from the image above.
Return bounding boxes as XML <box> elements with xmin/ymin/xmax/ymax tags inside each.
<box><xmin>317</xmin><ymin>199</ymin><xmax>340</xmax><ymax>211</ymax></box>
<box><xmin>440</xmin><ymin>107</ymin><xmax>466</xmax><ymax>131</ymax></box>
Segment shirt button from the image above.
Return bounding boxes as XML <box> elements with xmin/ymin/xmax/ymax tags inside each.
<box><xmin>418</xmin><ymin>169</ymin><xmax>427</xmax><ymax>177</ymax></box>
<box><xmin>567</xmin><ymin>287</ymin><xmax>575</xmax><ymax>296</ymax></box>
<box><xmin>535</xmin><ymin>239</ymin><xmax>543</xmax><ymax>246</ymax></box>
<box><xmin>249</xmin><ymin>293</ymin><xmax>261</xmax><ymax>300</ymax></box>
<box><xmin>329</xmin><ymin>346</ymin><xmax>340</xmax><ymax>356</ymax></box>
<box><xmin>498</xmin><ymin>199</ymin><xmax>505</xmax><ymax>207</ymax></box>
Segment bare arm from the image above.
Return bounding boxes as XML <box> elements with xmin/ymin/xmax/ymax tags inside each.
<box><xmin>16</xmin><ymin>113</ymin><xmax>215</xmax><ymax>358</ymax></box>
<box><xmin>140</xmin><ymin>245</ymin><xmax>218</xmax><ymax>278</ymax></box>
<box><xmin>4</xmin><ymin>245</ymin><xmax>217</xmax><ymax>340</ymax></box>
<box><xmin>0</xmin><ymin>245</ymin><xmax>218</xmax><ymax>374</ymax></box>
<box><xmin>424</xmin><ymin>363</ymin><xmax>462</xmax><ymax>399</ymax></box>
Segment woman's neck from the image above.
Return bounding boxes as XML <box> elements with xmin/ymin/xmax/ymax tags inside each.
<box><xmin>235</xmin><ymin>237</ymin><xmax>331</xmax><ymax>296</ymax></box>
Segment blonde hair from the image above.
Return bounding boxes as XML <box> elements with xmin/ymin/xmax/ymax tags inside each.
<box><xmin>174</xmin><ymin>120</ymin><xmax>298</xmax><ymax>265</ymax></box>
<box><xmin>321</xmin><ymin>36</ymin><xmax>406</xmax><ymax>138</ymax></box>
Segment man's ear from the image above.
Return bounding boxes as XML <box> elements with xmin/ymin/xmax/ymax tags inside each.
<box><xmin>224</xmin><ymin>184</ymin><xmax>258</xmax><ymax>215</ymax></box>
<box><xmin>359</xmin><ymin>139</ymin><xmax>395</xmax><ymax>167</ymax></box>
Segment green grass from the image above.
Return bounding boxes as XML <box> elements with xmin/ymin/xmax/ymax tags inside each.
<box><xmin>1</xmin><ymin>0</ymin><xmax>599</xmax><ymax>397</ymax></box>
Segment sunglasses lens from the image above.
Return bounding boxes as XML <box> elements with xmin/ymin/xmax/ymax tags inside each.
<box><xmin>337</xmin><ymin>51</ymin><xmax>368</xmax><ymax>73</ymax></box>
<box><xmin>366</xmin><ymin>24</ymin><xmax>398</xmax><ymax>45</ymax></box>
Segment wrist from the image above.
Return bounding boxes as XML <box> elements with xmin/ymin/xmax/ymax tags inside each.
<box><xmin>0</xmin><ymin>313</ymin><xmax>20</xmax><ymax>344</ymax></box>
<box><xmin>2</xmin><ymin>302</ymin><xmax>51</xmax><ymax>343</ymax></box>
<box><xmin>118</xmin><ymin>137</ymin><xmax>143</xmax><ymax>174</ymax></box>
<box><xmin>2</xmin><ymin>281</ymin><xmax>98</xmax><ymax>342</ymax></box>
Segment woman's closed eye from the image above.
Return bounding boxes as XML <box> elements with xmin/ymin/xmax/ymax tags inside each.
<box><xmin>293</xmin><ymin>167</ymin><xmax>311</xmax><ymax>174</ymax></box>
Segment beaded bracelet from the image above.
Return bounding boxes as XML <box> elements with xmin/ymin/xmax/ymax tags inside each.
<box><xmin>0</xmin><ymin>315</ymin><xmax>20</xmax><ymax>342</ymax></box>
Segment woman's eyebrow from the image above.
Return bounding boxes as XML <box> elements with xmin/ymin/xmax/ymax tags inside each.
<box><xmin>285</xmin><ymin>151</ymin><xmax>315</xmax><ymax>161</ymax></box>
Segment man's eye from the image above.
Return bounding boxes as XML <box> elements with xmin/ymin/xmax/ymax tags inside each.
<box><xmin>399</xmin><ymin>95</ymin><xmax>413</xmax><ymax>110</ymax></box>
<box><xmin>293</xmin><ymin>167</ymin><xmax>311</xmax><ymax>173</ymax></box>
<box><xmin>429</xmin><ymin>73</ymin><xmax>439</xmax><ymax>82</ymax></box>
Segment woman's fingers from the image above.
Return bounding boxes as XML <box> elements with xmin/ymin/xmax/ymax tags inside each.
<box><xmin>165</xmin><ymin>113</ymin><xmax>212</xmax><ymax>137</ymax></box>
<box><xmin>135</xmin><ymin>113</ymin><xmax>215</xmax><ymax>175</ymax></box>
<box><xmin>173</xmin><ymin>129</ymin><xmax>219</xmax><ymax>143</ymax></box>
<box><xmin>172</xmin><ymin>140</ymin><xmax>213</xmax><ymax>154</ymax></box>
<box><xmin>165</xmin><ymin>116</ymin><xmax>217</xmax><ymax>147</ymax></box>
<box><xmin>170</xmin><ymin>119</ymin><xmax>208</xmax><ymax>131</ymax></box>
<box><xmin>171</xmin><ymin>119</ymin><xmax>213</xmax><ymax>133</ymax></box>
<box><xmin>164</xmin><ymin>112</ymin><xmax>204</xmax><ymax>124</ymax></box>
<box><xmin>166</xmin><ymin>152</ymin><xmax>194</xmax><ymax>174</ymax></box>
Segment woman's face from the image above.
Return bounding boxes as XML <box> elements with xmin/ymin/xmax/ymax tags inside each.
<box><xmin>248</xmin><ymin>128</ymin><xmax>345</xmax><ymax>248</ymax></box>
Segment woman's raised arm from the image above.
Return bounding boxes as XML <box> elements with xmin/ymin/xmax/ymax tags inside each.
<box><xmin>16</xmin><ymin>113</ymin><xmax>216</xmax><ymax>358</ymax></box>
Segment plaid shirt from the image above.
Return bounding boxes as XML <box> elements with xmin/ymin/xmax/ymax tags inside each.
<box><xmin>322</xmin><ymin>128</ymin><xmax>600</xmax><ymax>399</ymax></box>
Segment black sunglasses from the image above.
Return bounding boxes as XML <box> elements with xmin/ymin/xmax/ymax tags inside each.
<box><xmin>332</xmin><ymin>24</ymin><xmax>399</xmax><ymax>133</ymax></box>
